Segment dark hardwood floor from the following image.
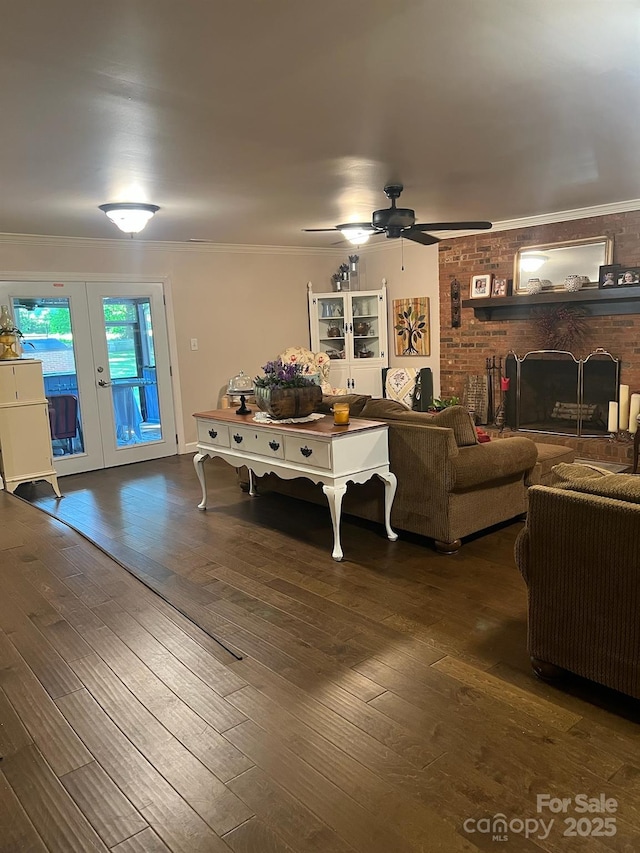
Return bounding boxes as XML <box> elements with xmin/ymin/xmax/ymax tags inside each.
<box><xmin>2</xmin><ymin>455</ymin><xmax>639</xmax><ymax>852</ymax></box>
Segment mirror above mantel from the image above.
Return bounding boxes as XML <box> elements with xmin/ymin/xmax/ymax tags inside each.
<box><xmin>514</xmin><ymin>236</ymin><xmax>613</xmax><ymax>293</ymax></box>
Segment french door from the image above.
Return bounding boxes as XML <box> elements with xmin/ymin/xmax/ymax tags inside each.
<box><xmin>0</xmin><ymin>280</ymin><xmax>177</xmax><ymax>475</ymax></box>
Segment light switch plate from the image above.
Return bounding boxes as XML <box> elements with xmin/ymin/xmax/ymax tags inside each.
<box><xmin>190</xmin><ymin>338</ymin><xmax>198</xmax><ymax>351</ymax></box>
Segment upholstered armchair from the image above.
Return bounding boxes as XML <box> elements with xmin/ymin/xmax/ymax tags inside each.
<box><xmin>515</xmin><ymin>464</ymin><xmax>640</xmax><ymax>699</ymax></box>
<box><xmin>279</xmin><ymin>346</ymin><xmax>347</xmax><ymax>395</ymax></box>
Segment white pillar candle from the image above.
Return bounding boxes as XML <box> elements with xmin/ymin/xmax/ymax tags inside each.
<box><xmin>607</xmin><ymin>402</ymin><xmax>619</xmax><ymax>433</ymax></box>
<box><xmin>619</xmin><ymin>385</ymin><xmax>630</xmax><ymax>430</ymax></box>
<box><xmin>629</xmin><ymin>393</ymin><xmax>640</xmax><ymax>435</ymax></box>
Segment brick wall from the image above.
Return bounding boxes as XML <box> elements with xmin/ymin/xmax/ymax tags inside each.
<box><xmin>438</xmin><ymin>210</ymin><xmax>640</xmax><ymax>464</ymax></box>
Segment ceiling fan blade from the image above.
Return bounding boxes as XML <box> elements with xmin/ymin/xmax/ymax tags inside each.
<box><xmin>413</xmin><ymin>221</ymin><xmax>493</xmax><ymax>231</ymax></box>
<box><xmin>403</xmin><ymin>230</ymin><xmax>440</xmax><ymax>246</ymax></box>
<box><xmin>302</xmin><ymin>228</ymin><xmax>340</xmax><ymax>233</ymax></box>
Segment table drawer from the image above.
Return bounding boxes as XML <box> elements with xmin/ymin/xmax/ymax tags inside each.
<box><xmin>227</xmin><ymin>425</ymin><xmax>284</xmax><ymax>460</ymax></box>
<box><xmin>284</xmin><ymin>436</ymin><xmax>331</xmax><ymax>469</ymax></box>
<box><xmin>197</xmin><ymin>421</ymin><xmax>230</xmax><ymax>448</ymax></box>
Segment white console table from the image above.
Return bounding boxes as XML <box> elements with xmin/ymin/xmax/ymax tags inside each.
<box><xmin>193</xmin><ymin>409</ymin><xmax>397</xmax><ymax>561</ymax></box>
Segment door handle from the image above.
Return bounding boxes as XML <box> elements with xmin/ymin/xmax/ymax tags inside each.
<box><xmin>97</xmin><ymin>380</ymin><xmax>112</xmax><ymax>387</ymax></box>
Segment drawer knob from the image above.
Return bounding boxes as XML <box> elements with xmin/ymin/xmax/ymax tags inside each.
<box><xmin>300</xmin><ymin>446</ymin><xmax>313</xmax><ymax>458</ymax></box>
<box><xmin>208</xmin><ymin>428</ymin><xmax>218</xmax><ymax>439</ymax></box>
<box><xmin>269</xmin><ymin>440</ymin><xmax>280</xmax><ymax>451</ymax></box>
<box><xmin>233</xmin><ymin>433</ymin><xmax>243</xmax><ymax>444</ymax></box>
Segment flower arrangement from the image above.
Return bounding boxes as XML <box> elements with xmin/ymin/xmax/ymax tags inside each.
<box><xmin>254</xmin><ymin>359</ymin><xmax>316</xmax><ymax>390</ymax></box>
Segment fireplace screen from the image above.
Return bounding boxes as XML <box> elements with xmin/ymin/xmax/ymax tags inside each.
<box><xmin>505</xmin><ymin>350</ymin><xmax>619</xmax><ymax>436</ymax></box>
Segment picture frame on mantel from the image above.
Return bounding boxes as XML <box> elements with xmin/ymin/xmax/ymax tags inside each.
<box><xmin>470</xmin><ymin>274</ymin><xmax>492</xmax><ymax>299</ymax></box>
<box><xmin>491</xmin><ymin>277</ymin><xmax>508</xmax><ymax>297</ymax></box>
<box><xmin>598</xmin><ymin>264</ymin><xmax>621</xmax><ymax>288</ymax></box>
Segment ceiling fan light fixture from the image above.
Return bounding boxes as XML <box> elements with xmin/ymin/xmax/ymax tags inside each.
<box><xmin>99</xmin><ymin>202</ymin><xmax>160</xmax><ymax>234</ymax></box>
<box><xmin>520</xmin><ymin>252</ymin><xmax>549</xmax><ymax>272</ymax></box>
<box><xmin>338</xmin><ymin>225</ymin><xmax>375</xmax><ymax>246</ymax></box>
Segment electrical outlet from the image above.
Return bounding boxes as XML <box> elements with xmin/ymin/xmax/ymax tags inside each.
<box><xmin>190</xmin><ymin>338</ymin><xmax>198</xmax><ymax>351</ymax></box>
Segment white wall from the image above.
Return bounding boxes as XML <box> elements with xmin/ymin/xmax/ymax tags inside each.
<box><xmin>357</xmin><ymin>241</ymin><xmax>440</xmax><ymax>396</ymax></box>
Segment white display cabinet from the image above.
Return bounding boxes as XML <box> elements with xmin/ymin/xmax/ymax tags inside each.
<box><xmin>308</xmin><ymin>282</ymin><xmax>388</xmax><ymax>397</ymax></box>
<box><xmin>0</xmin><ymin>359</ymin><xmax>61</xmax><ymax>496</ymax></box>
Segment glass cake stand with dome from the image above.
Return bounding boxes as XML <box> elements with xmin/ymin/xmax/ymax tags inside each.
<box><xmin>227</xmin><ymin>369</ymin><xmax>254</xmax><ymax>415</ymax></box>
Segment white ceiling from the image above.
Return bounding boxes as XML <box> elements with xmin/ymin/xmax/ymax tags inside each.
<box><xmin>1</xmin><ymin>0</ymin><xmax>639</xmax><ymax>246</ymax></box>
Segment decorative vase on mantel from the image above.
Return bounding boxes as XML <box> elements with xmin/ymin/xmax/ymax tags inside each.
<box><xmin>254</xmin><ymin>383</ymin><xmax>322</xmax><ymax>419</ymax></box>
<box><xmin>564</xmin><ymin>274</ymin><xmax>589</xmax><ymax>292</ymax></box>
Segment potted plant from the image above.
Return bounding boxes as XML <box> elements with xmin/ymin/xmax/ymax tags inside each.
<box><xmin>254</xmin><ymin>359</ymin><xmax>322</xmax><ymax>419</ymax></box>
<box><xmin>428</xmin><ymin>395</ymin><xmax>460</xmax><ymax>412</ymax></box>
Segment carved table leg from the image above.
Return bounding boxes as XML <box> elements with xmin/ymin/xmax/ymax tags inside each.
<box><xmin>193</xmin><ymin>452</ymin><xmax>208</xmax><ymax>510</ymax></box>
<box><xmin>322</xmin><ymin>483</ymin><xmax>347</xmax><ymax>561</ymax></box>
<box><xmin>376</xmin><ymin>471</ymin><xmax>398</xmax><ymax>542</ymax></box>
<box><xmin>248</xmin><ymin>468</ymin><xmax>258</xmax><ymax>497</ymax></box>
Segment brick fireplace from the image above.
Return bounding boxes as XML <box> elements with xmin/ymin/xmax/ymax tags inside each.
<box><xmin>438</xmin><ymin>210</ymin><xmax>640</xmax><ymax>465</ymax></box>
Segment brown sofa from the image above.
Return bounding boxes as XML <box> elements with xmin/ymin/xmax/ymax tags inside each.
<box><xmin>251</xmin><ymin>394</ymin><xmax>538</xmax><ymax>553</ymax></box>
<box><xmin>515</xmin><ymin>463</ymin><xmax>640</xmax><ymax>699</ymax></box>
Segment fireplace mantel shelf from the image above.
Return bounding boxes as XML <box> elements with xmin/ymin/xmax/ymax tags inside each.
<box><xmin>462</xmin><ymin>285</ymin><xmax>640</xmax><ymax>320</ymax></box>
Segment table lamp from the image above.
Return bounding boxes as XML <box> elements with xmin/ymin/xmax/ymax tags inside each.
<box><xmin>227</xmin><ymin>370</ymin><xmax>253</xmax><ymax>415</ymax></box>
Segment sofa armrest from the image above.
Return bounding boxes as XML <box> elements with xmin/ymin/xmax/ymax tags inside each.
<box><xmin>387</xmin><ymin>421</ymin><xmax>459</xmax><ymax>494</ymax></box>
<box><xmin>451</xmin><ymin>437</ymin><xmax>538</xmax><ymax>491</ymax></box>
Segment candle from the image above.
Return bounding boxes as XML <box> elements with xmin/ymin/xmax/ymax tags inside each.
<box><xmin>333</xmin><ymin>403</ymin><xmax>350</xmax><ymax>425</ymax></box>
<box><xmin>618</xmin><ymin>384</ymin><xmax>630</xmax><ymax>430</ymax></box>
<box><xmin>629</xmin><ymin>394</ymin><xmax>640</xmax><ymax>435</ymax></box>
<box><xmin>607</xmin><ymin>402</ymin><xmax>619</xmax><ymax>433</ymax></box>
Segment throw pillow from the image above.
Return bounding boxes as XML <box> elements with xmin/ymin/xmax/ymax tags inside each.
<box><xmin>426</xmin><ymin>406</ymin><xmax>479</xmax><ymax>447</ymax></box>
<box><xmin>385</xmin><ymin>367</ymin><xmax>418</xmax><ymax>409</ymax></box>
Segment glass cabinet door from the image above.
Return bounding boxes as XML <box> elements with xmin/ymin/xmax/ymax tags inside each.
<box><xmin>350</xmin><ymin>293</ymin><xmax>382</xmax><ymax>361</ymax></box>
<box><xmin>315</xmin><ymin>294</ymin><xmax>347</xmax><ymax>363</ymax></box>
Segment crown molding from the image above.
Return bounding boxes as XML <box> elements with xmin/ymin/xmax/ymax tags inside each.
<box><xmin>0</xmin><ymin>198</ymin><xmax>638</xmax><ymax>252</ymax></box>
<box><xmin>0</xmin><ymin>232</ymin><xmax>344</xmax><ymax>256</ymax></box>
<box><xmin>444</xmin><ymin>198</ymin><xmax>640</xmax><ymax>239</ymax></box>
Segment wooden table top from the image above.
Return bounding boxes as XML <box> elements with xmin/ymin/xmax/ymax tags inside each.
<box><xmin>193</xmin><ymin>408</ymin><xmax>387</xmax><ymax>437</ymax></box>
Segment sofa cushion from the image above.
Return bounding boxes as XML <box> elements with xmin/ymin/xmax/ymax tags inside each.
<box><xmin>317</xmin><ymin>393</ymin><xmax>371</xmax><ymax>417</ymax></box>
<box><xmin>359</xmin><ymin>398</ymin><xmax>409</xmax><ymax>420</ymax></box>
<box><xmin>552</xmin><ymin>464</ymin><xmax>640</xmax><ymax>504</ymax></box>
<box><xmin>360</xmin><ymin>400</ymin><xmax>478</xmax><ymax>447</ymax></box>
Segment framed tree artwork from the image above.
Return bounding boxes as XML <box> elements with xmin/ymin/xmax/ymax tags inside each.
<box><xmin>393</xmin><ymin>297</ymin><xmax>430</xmax><ymax>356</ymax></box>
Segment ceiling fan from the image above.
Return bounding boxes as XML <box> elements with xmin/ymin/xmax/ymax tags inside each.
<box><xmin>304</xmin><ymin>184</ymin><xmax>492</xmax><ymax>246</ymax></box>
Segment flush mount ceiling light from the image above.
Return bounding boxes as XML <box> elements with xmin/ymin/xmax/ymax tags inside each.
<box><xmin>99</xmin><ymin>202</ymin><xmax>160</xmax><ymax>234</ymax></box>
<box><xmin>337</xmin><ymin>225</ymin><xmax>376</xmax><ymax>246</ymax></box>
<box><xmin>520</xmin><ymin>253</ymin><xmax>549</xmax><ymax>272</ymax></box>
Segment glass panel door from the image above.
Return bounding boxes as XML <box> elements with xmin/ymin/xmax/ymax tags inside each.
<box><xmin>13</xmin><ymin>296</ymin><xmax>86</xmax><ymax>458</ymax></box>
<box><xmin>87</xmin><ymin>281</ymin><xmax>176</xmax><ymax>469</ymax></box>
<box><xmin>101</xmin><ymin>297</ymin><xmax>163</xmax><ymax>448</ymax></box>
<box><xmin>316</xmin><ymin>294</ymin><xmax>346</xmax><ymax>362</ymax></box>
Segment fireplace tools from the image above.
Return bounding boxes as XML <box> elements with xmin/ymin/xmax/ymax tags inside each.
<box><xmin>486</xmin><ymin>356</ymin><xmax>507</xmax><ymax>429</ymax></box>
